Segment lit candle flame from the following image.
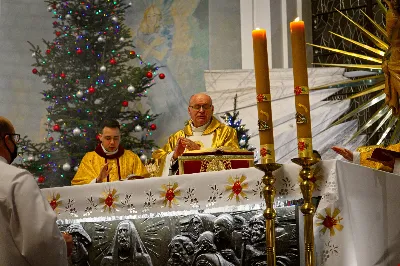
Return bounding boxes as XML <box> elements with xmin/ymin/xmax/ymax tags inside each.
<box><xmin>294</xmin><ymin>17</ymin><xmax>300</xmax><ymax>22</ymax></box>
<box><xmin>255</xmin><ymin>27</ymin><xmax>260</xmax><ymax>30</ymax></box>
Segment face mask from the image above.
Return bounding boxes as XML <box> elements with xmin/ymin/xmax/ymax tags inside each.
<box><xmin>5</xmin><ymin>138</ymin><xmax>17</xmax><ymax>164</ymax></box>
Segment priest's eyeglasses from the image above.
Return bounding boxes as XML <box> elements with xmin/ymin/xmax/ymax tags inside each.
<box><xmin>4</xmin><ymin>133</ymin><xmax>20</xmax><ymax>143</ymax></box>
<box><xmin>189</xmin><ymin>104</ymin><xmax>212</xmax><ymax>111</ymax></box>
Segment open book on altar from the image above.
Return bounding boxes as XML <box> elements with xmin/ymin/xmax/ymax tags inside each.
<box><xmin>181</xmin><ymin>146</ymin><xmax>254</xmax><ymax>156</ymax></box>
<box><xmin>121</xmin><ymin>174</ymin><xmax>146</xmax><ymax>181</ymax></box>
<box><xmin>367</xmin><ymin>148</ymin><xmax>400</xmax><ymax>167</ymax></box>
<box><xmin>178</xmin><ymin>147</ymin><xmax>254</xmax><ymax>174</ymax></box>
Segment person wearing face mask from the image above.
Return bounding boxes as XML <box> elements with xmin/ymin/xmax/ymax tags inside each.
<box><xmin>152</xmin><ymin>93</ymin><xmax>240</xmax><ymax>176</ymax></box>
<box><xmin>0</xmin><ymin>116</ymin><xmax>72</xmax><ymax>265</ymax></box>
<box><xmin>72</xmin><ymin>119</ymin><xmax>149</xmax><ymax>185</ymax></box>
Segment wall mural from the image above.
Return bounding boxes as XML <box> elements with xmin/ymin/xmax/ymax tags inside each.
<box><xmin>126</xmin><ymin>0</ymin><xmax>210</xmax><ymax>145</ymax></box>
<box><xmin>60</xmin><ymin>207</ymin><xmax>300</xmax><ymax>266</ymax></box>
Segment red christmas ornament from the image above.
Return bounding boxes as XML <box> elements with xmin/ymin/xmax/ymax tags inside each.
<box><xmin>55</xmin><ymin>31</ymin><xmax>61</xmax><ymax>37</ymax></box>
<box><xmin>32</xmin><ymin>68</ymin><xmax>38</xmax><ymax>74</ymax></box>
<box><xmin>129</xmin><ymin>50</ymin><xmax>136</xmax><ymax>56</ymax></box>
<box><xmin>53</xmin><ymin>124</ymin><xmax>61</xmax><ymax>131</ymax></box>
<box><xmin>146</xmin><ymin>71</ymin><xmax>153</xmax><ymax>78</ymax></box>
<box><xmin>52</xmin><ymin>21</ymin><xmax>58</xmax><ymax>26</ymax></box>
<box><xmin>46</xmin><ymin>49</ymin><xmax>51</xmax><ymax>54</ymax></box>
<box><xmin>88</xmin><ymin>86</ymin><xmax>95</xmax><ymax>94</ymax></box>
<box><xmin>159</xmin><ymin>73</ymin><xmax>165</xmax><ymax>79</ymax></box>
<box><xmin>76</xmin><ymin>48</ymin><xmax>83</xmax><ymax>55</ymax></box>
<box><xmin>38</xmin><ymin>175</ymin><xmax>46</xmax><ymax>183</ymax></box>
<box><xmin>60</xmin><ymin>72</ymin><xmax>66</xmax><ymax>79</ymax></box>
<box><xmin>150</xmin><ymin>124</ymin><xmax>157</xmax><ymax>130</ymax></box>
<box><xmin>122</xmin><ymin>100</ymin><xmax>129</xmax><ymax>107</ymax></box>
<box><xmin>48</xmin><ymin>137</ymin><xmax>54</xmax><ymax>142</ymax></box>
<box><xmin>109</xmin><ymin>58</ymin><xmax>117</xmax><ymax>65</ymax></box>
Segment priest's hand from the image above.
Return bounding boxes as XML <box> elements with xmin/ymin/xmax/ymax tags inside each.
<box><xmin>332</xmin><ymin>146</ymin><xmax>353</xmax><ymax>161</ymax></box>
<box><xmin>172</xmin><ymin>137</ymin><xmax>201</xmax><ymax>159</ymax></box>
<box><xmin>96</xmin><ymin>163</ymin><xmax>112</xmax><ymax>183</ymax></box>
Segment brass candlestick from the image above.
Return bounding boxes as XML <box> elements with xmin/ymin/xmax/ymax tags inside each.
<box><xmin>291</xmin><ymin>157</ymin><xmax>320</xmax><ymax>266</ymax></box>
<box><xmin>255</xmin><ymin>162</ymin><xmax>282</xmax><ymax>266</ymax></box>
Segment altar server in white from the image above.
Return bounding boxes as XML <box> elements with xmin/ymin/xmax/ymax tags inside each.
<box><xmin>0</xmin><ymin>116</ymin><xmax>71</xmax><ymax>265</ymax></box>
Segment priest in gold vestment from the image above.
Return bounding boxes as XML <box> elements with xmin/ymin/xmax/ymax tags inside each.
<box><xmin>72</xmin><ymin>120</ymin><xmax>148</xmax><ymax>185</ymax></box>
<box><xmin>332</xmin><ymin>144</ymin><xmax>400</xmax><ymax>174</ymax></box>
<box><xmin>152</xmin><ymin>93</ymin><xmax>239</xmax><ymax>176</ymax></box>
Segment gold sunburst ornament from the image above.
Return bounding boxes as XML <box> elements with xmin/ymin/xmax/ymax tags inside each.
<box><xmin>99</xmin><ymin>188</ymin><xmax>119</xmax><ymax>213</ymax></box>
<box><xmin>316</xmin><ymin>207</ymin><xmax>344</xmax><ymax>236</ymax></box>
<box><xmin>308</xmin><ymin>0</ymin><xmax>400</xmax><ymax>145</ymax></box>
<box><xmin>160</xmin><ymin>182</ymin><xmax>180</xmax><ymax>208</ymax></box>
<box><xmin>48</xmin><ymin>193</ymin><xmax>62</xmax><ymax>213</ymax></box>
<box><xmin>225</xmin><ymin>174</ymin><xmax>248</xmax><ymax>202</ymax></box>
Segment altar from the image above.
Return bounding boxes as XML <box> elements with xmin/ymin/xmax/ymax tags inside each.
<box><xmin>42</xmin><ymin>160</ymin><xmax>400</xmax><ymax>266</ymax></box>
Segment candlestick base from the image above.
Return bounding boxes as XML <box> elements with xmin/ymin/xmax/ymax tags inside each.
<box><xmin>291</xmin><ymin>157</ymin><xmax>320</xmax><ymax>266</ymax></box>
<box><xmin>255</xmin><ymin>163</ymin><xmax>282</xmax><ymax>266</ymax></box>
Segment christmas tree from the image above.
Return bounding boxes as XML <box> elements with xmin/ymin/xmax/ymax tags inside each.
<box><xmin>221</xmin><ymin>94</ymin><xmax>255</xmax><ymax>151</ymax></box>
<box><xmin>17</xmin><ymin>0</ymin><xmax>163</xmax><ymax>188</ymax></box>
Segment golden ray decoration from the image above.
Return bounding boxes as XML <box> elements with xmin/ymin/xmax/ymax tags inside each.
<box><xmin>328</xmin><ymin>31</ymin><xmax>385</xmax><ymax>56</ymax></box>
<box><xmin>308</xmin><ymin>43</ymin><xmax>383</xmax><ymax>63</ymax></box>
<box><xmin>360</xmin><ymin>10</ymin><xmax>388</xmax><ymax>41</ymax></box>
<box><xmin>310</xmin><ymin>1</ymin><xmax>400</xmax><ymax>145</ymax></box>
<box><xmin>345</xmin><ymin>83</ymin><xmax>385</xmax><ymax>100</ymax></box>
<box><xmin>334</xmin><ymin>8</ymin><xmax>389</xmax><ymax>50</ymax></box>
<box><xmin>311</xmin><ymin>74</ymin><xmax>385</xmax><ymax>91</ymax></box>
<box><xmin>312</xmin><ymin>63</ymin><xmax>383</xmax><ymax>70</ymax></box>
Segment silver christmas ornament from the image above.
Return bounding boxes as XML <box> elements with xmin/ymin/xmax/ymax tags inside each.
<box><xmin>128</xmin><ymin>2</ymin><xmax>132</xmax><ymax>6</ymax></box>
<box><xmin>32</xmin><ymin>52</ymin><xmax>36</xmax><ymax>57</ymax></box>
<box><xmin>97</xmin><ymin>36</ymin><xmax>105</xmax><ymax>43</ymax></box>
<box><xmin>99</xmin><ymin>65</ymin><xmax>106</xmax><ymax>72</ymax></box>
<box><xmin>74</xmin><ymin>166</ymin><xmax>79</xmax><ymax>171</ymax></box>
<box><xmin>28</xmin><ymin>156</ymin><xmax>34</xmax><ymax>161</ymax></box>
<box><xmin>140</xmin><ymin>154</ymin><xmax>147</xmax><ymax>162</ymax></box>
<box><xmin>62</xmin><ymin>163</ymin><xmax>71</xmax><ymax>171</ymax></box>
<box><xmin>94</xmin><ymin>99</ymin><xmax>102</xmax><ymax>105</ymax></box>
<box><xmin>239</xmin><ymin>139</ymin><xmax>246</xmax><ymax>146</ymax></box>
<box><xmin>76</xmin><ymin>90</ymin><xmax>84</xmax><ymax>98</ymax></box>
<box><xmin>111</xmin><ymin>16</ymin><xmax>118</xmax><ymax>22</ymax></box>
<box><xmin>119</xmin><ymin>37</ymin><xmax>125</xmax><ymax>42</ymax></box>
<box><xmin>42</xmin><ymin>78</ymin><xmax>47</xmax><ymax>83</ymax></box>
<box><xmin>134</xmin><ymin>125</ymin><xmax>142</xmax><ymax>132</ymax></box>
<box><xmin>47</xmin><ymin>6</ymin><xmax>53</xmax><ymax>12</ymax></box>
<box><xmin>65</xmin><ymin>14</ymin><xmax>72</xmax><ymax>20</ymax></box>
<box><xmin>127</xmin><ymin>85</ymin><xmax>135</xmax><ymax>93</ymax></box>
<box><xmin>73</xmin><ymin>127</ymin><xmax>81</xmax><ymax>136</ymax></box>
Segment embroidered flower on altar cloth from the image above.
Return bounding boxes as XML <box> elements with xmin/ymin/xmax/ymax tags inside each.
<box><xmin>316</xmin><ymin>207</ymin><xmax>343</xmax><ymax>236</ymax></box>
<box><xmin>225</xmin><ymin>174</ymin><xmax>248</xmax><ymax>202</ymax></box>
<box><xmin>160</xmin><ymin>182</ymin><xmax>180</xmax><ymax>208</ymax></box>
<box><xmin>47</xmin><ymin>193</ymin><xmax>62</xmax><ymax>213</ymax></box>
<box><xmin>99</xmin><ymin>188</ymin><xmax>119</xmax><ymax>213</ymax></box>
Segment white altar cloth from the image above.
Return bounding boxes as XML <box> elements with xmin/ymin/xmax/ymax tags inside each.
<box><xmin>41</xmin><ymin>160</ymin><xmax>400</xmax><ymax>266</ymax></box>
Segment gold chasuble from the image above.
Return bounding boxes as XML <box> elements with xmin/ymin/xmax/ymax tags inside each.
<box><xmin>72</xmin><ymin>144</ymin><xmax>149</xmax><ymax>185</ymax></box>
<box><xmin>152</xmin><ymin>116</ymin><xmax>239</xmax><ymax>177</ymax></box>
<box><xmin>357</xmin><ymin>143</ymin><xmax>400</xmax><ymax>172</ymax></box>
